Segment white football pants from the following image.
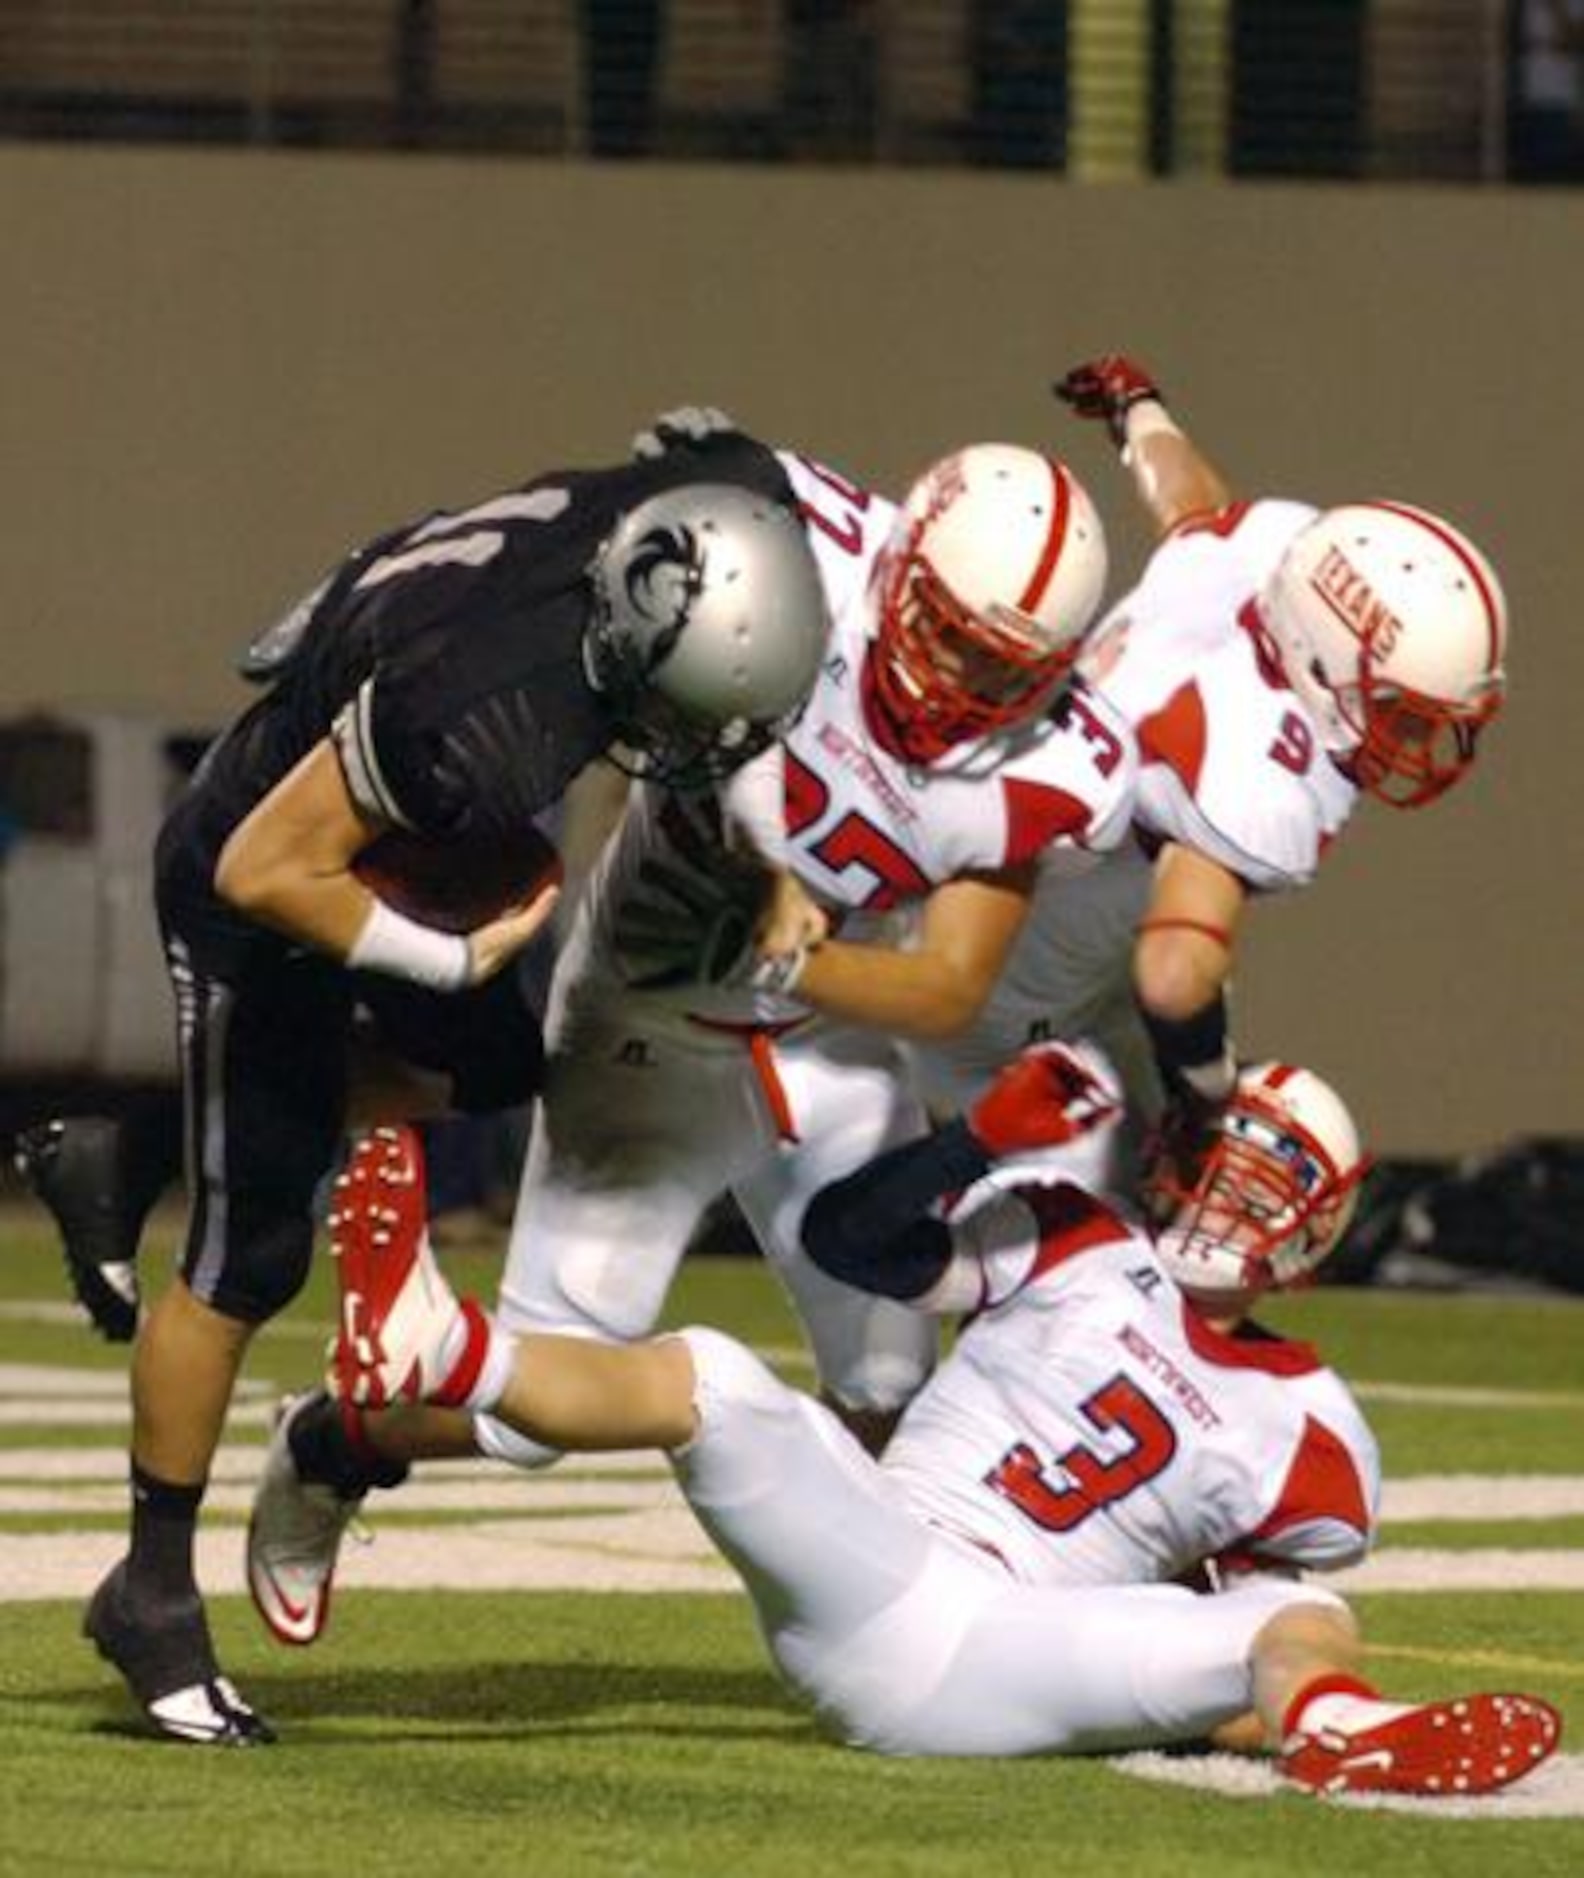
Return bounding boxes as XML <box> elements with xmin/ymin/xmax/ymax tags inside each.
<box><xmin>674</xmin><ymin>1326</ymin><xmax>1345</xmax><ymax>1758</ymax></box>
<box><xmin>477</xmin><ymin>974</ymin><xmax>938</xmax><ymax>1468</ymax></box>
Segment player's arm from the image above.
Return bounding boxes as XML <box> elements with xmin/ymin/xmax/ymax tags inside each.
<box><xmin>791</xmin><ymin>867</ymin><xmax>1034</xmax><ymax>1041</ymax></box>
<box><xmin>1134</xmin><ymin>843</ymin><xmax>1247</xmax><ymax>1106</ymax></box>
<box><xmin>803</xmin><ymin>1042</ymin><xmax>1120</xmax><ymax>1307</ymax></box>
<box><xmin>215</xmin><ymin>739</ymin><xmax>553</xmax><ymax>989</ymax></box>
<box><xmin>214</xmin><ymin>738</ymin><xmax>382</xmax><ymax>955</ymax></box>
<box><xmin>1054</xmin><ymin>355</ymin><xmax>1232</xmax><ymax>537</ymax></box>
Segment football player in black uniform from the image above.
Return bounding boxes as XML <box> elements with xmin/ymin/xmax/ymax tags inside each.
<box><xmin>57</xmin><ymin>430</ymin><xmax>830</xmax><ymax>1745</ymax></box>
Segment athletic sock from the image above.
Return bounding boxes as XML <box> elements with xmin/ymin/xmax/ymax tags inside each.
<box><xmin>126</xmin><ymin>1462</ymin><xmax>205</xmax><ymax>1605</ymax></box>
<box><xmin>287</xmin><ymin>1394</ymin><xmax>409</xmax><ymax>1497</ymax></box>
<box><xmin>1284</xmin><ymin>1672</ymin><xmax>1414</xmax><ymax>1740</ymax></box>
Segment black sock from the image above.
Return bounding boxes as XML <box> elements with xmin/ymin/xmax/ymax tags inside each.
<box><xmin>288</xmin><ymin>1392</ymin><xmax>410</xmax><ymax>1498</ymax></box>
<box><xmin>126</xmin><ymin>1462</ymin><xmax>205</xmax><ymax>1605</ymax></box>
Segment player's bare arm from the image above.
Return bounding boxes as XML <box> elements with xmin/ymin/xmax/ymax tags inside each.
<box><xmin>214</xmin><ymin>737</ymin><xmax>380</xmax><ymax>957</ymax></box>
<box><xmin>795</xmin><ymin>865</ymin><xmax>1035</xmax><ymax>1040</ymax></box>
<box><xmin>1133</xmin><ymin>842</ymin><xmax>1246</xmax><ymax>1024</ymax></box>
<box><xmin>214</xmin><ymin>737</ymin><xmax>560</xmax><ymax>986</ymax></box>
<box><xmin>1054</xmin><ymin>354</ymin><xmax>1233</xmax><ymax>536</ymax></box>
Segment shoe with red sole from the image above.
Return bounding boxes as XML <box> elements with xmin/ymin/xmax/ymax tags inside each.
<box><xmin>327</xmin><ymin>1126</ymin><xmax>491</xmax><ymax>1412</ymax></box>
<box><xmin>1281</xmin><ymin>1690</ymin><xmax>1562</xmax><ymax>1798</ymax></box>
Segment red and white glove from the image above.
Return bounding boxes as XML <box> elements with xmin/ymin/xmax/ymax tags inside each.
<box><xmin>1053</xmin><ymin>354</ymin><xmax>1166</xmax><ymax>453</ymax></box>
<box><xmin>967</xmin><ymin>1042</ymin><xmax>1122</xmax><ymax>1161</ymax></box>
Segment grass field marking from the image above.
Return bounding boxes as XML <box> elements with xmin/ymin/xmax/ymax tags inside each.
<box><xmin>1335</xmin><ymin>1548</ymin><xmax>1584</xmax><ymax>1592</ymax></box>
<box><xmin>1382</xmin><ymin>1477</ymin><xmax>1584</xmax><ymax>1520</ymax></box>
<box><xmin>0</xmin><ymin>1473</ymin><xmax>682</xmax><ymax>1517</ymax></box>
<box><xmin>1110</xmin><ymin>1748</ymin><xmax>1584</xmax><ymax>1819</ymax></box>
<box><xmin>0</xmin><ymin>1361</ymin><xmax>267</xmax><ymax>1400</ymax></box>
<box><xmin>1356</xmin><ymin>1381</ymin><xmax>1584</xmax><ymax>1410</ymax></box>
<box><xmin>1367</xmin><ymin>1642</ymin><xmax>1584</xmax><ymax>1684</ymax></box>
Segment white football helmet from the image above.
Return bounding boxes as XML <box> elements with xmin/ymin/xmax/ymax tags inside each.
<box><xmin>1262</xmin><ymin>501</ymin><xmax>1508</xmax><ymax>808</ymax></box>
<box><xmin>1152</xmin><ymin>1062</ymin><xmax>1369</xmax><ymax>1304</ymax></box>
<box><xmin>588</xmin><ymin>483</ymin><xmax>831</xmax><ymax>788</ymax></box>
<box><xmin>867</xmin><ymin>444</ymin><xmax>1108</xmax><ymax>764</ymax></box>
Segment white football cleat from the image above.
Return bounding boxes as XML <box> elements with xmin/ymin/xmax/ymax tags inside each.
<box><xmin>246</xmin><ymin>1391</ymin><xmax>407</xmax><ymax>1648</ymax></box>
<box><xmin>1281</xmin><ymin>1689</ymin><xmax>1562</xmax><ymax>1798</ymax></box>
<box><xmin>327</xmin><ymin>1126</ymin><xmax>490</xmax><ymax>1411</ymax></box>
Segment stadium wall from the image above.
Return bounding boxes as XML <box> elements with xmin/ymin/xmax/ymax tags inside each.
<box><xmin>2</xmin><ymin>144</ymin><xmax>1579</xmax><ymax>1156</ymax></box>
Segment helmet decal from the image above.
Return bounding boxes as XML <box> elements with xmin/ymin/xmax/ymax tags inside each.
<box><xmin>588</xmin><ymin>483</ymin><xmax>830</xmax><ymax>789</ymax></box>
<box><xmin>622</xmin><ymin>523</ymin><xmax>706</xmax><ymax>679</ymax></box>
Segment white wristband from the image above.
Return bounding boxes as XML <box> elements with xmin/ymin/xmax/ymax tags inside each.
<box><xmin>1120</xmin><ymin>400</ymin><xmax>1183</xmax><ymax>467</ymax></box>
<box><xmin>348</xmin><ymin>899</ymin><xmax>471</xmax><ymax>992</ymax></box>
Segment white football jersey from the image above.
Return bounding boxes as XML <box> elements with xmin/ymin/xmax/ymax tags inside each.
<box><xmin>880</xmin><ymin>1180</ymin><xmax>1380</xmax><ymax>1590</ymax></box>
<box><xmin>915</xmin><ymin>499</ymin><xmax>1361</xmax><ymax>1107</ymax></box>
<box><xmin>576</xmin><ymin>451</ymin><xmax>1139</xmax><ymax>1030</ymax></box>
<box><xmin>1089</xmin><ymin>498</ymin><xmax>1358</xmax><ymax>887</ymax></box>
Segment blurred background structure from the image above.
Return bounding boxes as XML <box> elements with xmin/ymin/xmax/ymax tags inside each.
<box><xmin>0</xmin><ymin>1</ymin><xmax>1576</xmax><ymax>183</ymax></box>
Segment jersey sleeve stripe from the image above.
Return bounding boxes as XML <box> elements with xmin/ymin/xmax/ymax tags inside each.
<box><xmin>1136</xmin><ymin>681</ymin><xmax>1208</xmax><ymax>796</ymax></box>
<box><xmin>999</xmin><ymin>777</ymin><xmax>1093</xmax><ymax>865</ymax></box>
<box><xmin>1245</xmin><ymin>1412</ymin><xmax>1374</xmax><ymax>1563</ymax></box>
<box><xmin>332</xmin><ymin>680</ymin><xmax>415</xmax><ymax>830</ymax></box>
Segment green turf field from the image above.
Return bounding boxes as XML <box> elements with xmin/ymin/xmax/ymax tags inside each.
<box><xmin>0</xmin><ymin>1217</ymin><xmax>1580</xmax><ymax>1877</ymax></box>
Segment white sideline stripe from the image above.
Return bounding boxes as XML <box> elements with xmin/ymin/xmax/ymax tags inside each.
<box><xmin>0</xmin><ymin>1400</ymin><xmax>278</xmax><ymax>1429</ymax></box>
<box><xmin>0</xmin><ymin>1364</ymin><xmax>275</xmax><ymax>1400</ymax></box>
<box><xmin>1332</xmin><ymin>1548</ymin><xmax>1584</xmax><ymax>1592</ymax></box>
<box><xmin>0</xmin><ymin>1477</ymin><xmax>683</xmax><ymax>1516</ymax></box>
<box><xmin>0</xmin><ymin>1445</ymin><xmax>666</xmax><ymax>1483</ymax></box>
<box><xmin>1355</xmin><ymin>1381</ymin><xmax>1584</xmax><ymax>1410</ymax></box>
<box><xmin>1111</xmin><ymin>1748</ymin><xmax>1584</xmax><ymax>1820</ymax></box>
<box><xmin>0</xmin><ymin>1516</ymin><xmax>732</xmax><ymax>1602</ymax></box>
<box><xmin>1381</xmin><ymin>1476</ymin><xmax>1584</xmax><ymax>1520</ymax></box>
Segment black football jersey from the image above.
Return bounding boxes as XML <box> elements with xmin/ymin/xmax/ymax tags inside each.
<box><xmin>169</xmin><ymin>433</ymin><xmax>796</xmax><ymax>878</ymax></box>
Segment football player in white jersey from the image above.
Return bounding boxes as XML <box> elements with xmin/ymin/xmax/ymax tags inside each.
<box><xmin>245</xmin><ymin>434</ymin><xmax>1135</xmax><ymax>1649</ymax></box>
<box><xmin>316</xmin><ymin>1047</ymin><xmax>1561</xmax><ymax>1792</ymax></box>
<box><xmin>915</xmin><ymin>354</ymin><xmax>1510</xmax><ymax>1190</ymax></box>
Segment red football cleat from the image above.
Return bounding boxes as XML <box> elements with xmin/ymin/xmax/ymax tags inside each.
<box><xmin>327</xmin><ymin>1127</ymin><xmax>490</xmax><ymax>1410</ymax></box>
<box><xmin>1281</xmin><ymin>1690</ymin><xmax>1562</xmax><ymax>1798</ymax></box>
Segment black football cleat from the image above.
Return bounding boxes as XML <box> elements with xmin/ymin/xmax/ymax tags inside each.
<box><xmin>83</xmin><ymin>1562</ymin><xmax>276</xmax><ymax>1747</ymax></box>
<box><xmin>13</xmin><ymin>1117</ymin><xmax>149</xmax><ymax>1342</ymax></box>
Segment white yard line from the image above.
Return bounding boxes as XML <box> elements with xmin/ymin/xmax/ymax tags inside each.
<box><xmin>1111</xmin><ymin>1748</ymin><xmax>1584</xmax><ymax>1820</ymax></box>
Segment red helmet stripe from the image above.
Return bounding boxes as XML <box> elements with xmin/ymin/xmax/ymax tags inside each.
<box><xmin>1364</xmin><ymin>500</ymin><xmax>1504</xmax><ymax>671</ymax></box>
<box><xmin>1017</xmin><ymin>458</ymin><xmax>1072</xmax><ymax>616</ymax></box>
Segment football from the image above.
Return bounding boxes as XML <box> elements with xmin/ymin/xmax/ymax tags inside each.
<box><xmin>351</xmin><ymin>823</ymin><xmax>564</xmax><ymax>935</ymax></box>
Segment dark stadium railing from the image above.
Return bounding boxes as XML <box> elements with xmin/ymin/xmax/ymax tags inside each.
<box><xmin>0</xmin><ymin>1</ymin><xmax>1574</xmax><ymax>185</ymax></box>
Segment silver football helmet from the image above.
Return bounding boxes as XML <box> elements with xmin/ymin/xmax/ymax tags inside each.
<box><xmin>587</xmin><ymin>483</ymin><xmax>831</xmax><ymax>788</ymax></box>
<box><xmin>1151</xmin><ymin>1062</ymin><xmax>1370</xmax><ymax>1305</ymax></box>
